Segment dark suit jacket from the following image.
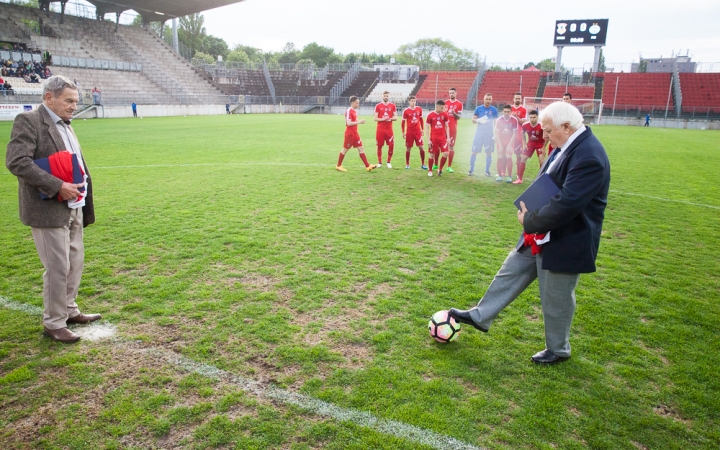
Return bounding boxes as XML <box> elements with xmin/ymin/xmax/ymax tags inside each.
<box><xmin>5</xmin><ymin>106</ymin><xmax>95</xmax><ymax>228</ymax></box>
<box><xmin>520</xmin><ymin>127</ymin><xmax>610</xmax><ymax>273</ymax></box>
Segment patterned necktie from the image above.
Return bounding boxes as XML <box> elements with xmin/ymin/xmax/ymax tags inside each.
<box><xmin>542</xmin><ymin>148</ymin><xmax>560</xmax><ymax>174</ymax></box>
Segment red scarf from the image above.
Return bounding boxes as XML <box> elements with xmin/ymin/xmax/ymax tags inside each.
<box><xmin>523</xmin><ymin>232</ymin><xmax>547</xmax><ymax>255</ymax></box>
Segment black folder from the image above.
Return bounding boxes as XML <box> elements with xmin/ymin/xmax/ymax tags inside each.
<box><xmin>514</xmin><ymin>173</ymin><xmax>561</xmax><ymax>211</ymax></box>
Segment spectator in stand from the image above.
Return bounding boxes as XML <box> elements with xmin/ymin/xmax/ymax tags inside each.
<box><xmin>92</xmin><ymin>87</ymin><xmax>101</xmax><ymax>105</ymax></box>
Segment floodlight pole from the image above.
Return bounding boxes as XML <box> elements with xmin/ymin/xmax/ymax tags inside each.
<box><xmin>664</xmin><ymin>75</ymin><xmax>673</xmax><ymax>120</ymax></box>
<box><xmin>611</xmin><ymin>76</ymin><xmax>619</xmax><ymax>118</ymax></box>
<box><xmin>172</xmin><ymin>18</ymin><xmax>179</xmax><ymax>53</ymax></box>
<box><xmin>555</xmin><ymin>46</ymin><xmax>564</xmax><ymax>76</ymax></box>
<box><xmin>592</xmin><ymin>46</ymin><xmax>602</xmax><ymax>72</ymax></box>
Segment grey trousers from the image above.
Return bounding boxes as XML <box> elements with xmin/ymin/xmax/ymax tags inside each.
<box><xmin>31</xmin><ymin>208</ymin><xmax>84</xmax><ymax>330</ymax></box>
<box><xmin>468</xmin><ymin>246</ymin><xmax>580</xmax><ymax>356</ymax></box>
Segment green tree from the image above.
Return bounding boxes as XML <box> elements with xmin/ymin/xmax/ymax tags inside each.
<box><xmin>277</xmin><ymin>42</ymin><xmax>300</xmax><ymax>64</ymax></box>
<box><xmin>299</xmin><ymin>42</ymin><xmax>338</xmax><ymax>67</ymax></box>
<box><xmin>394</xmin><ymin>38</ymin><xmax>477</xmax><ymax>69</ymax></box>
<box><xmin>598</xmin><ymin>49</ymin><xmax>606</xmax><ymax>72</ymax></box>
<box><xmin>536</xmin><ymin>58</ymin><xmax>558</xmax><ymax>71</ymax></box>
<box><xmin>192</xmin><ymin>51</ymin><xmax>215</xmax><ymax>64</ymax></box>
<box><xmin>524</xmin><ymin>61</ymin><xmax>536</xmax><ymax>69</ymax></box>
<box><xmin>231</xmin><ymin>45</ymin><xmax>264</xmax><ymax>62</ymax></box>
<box><xmin>226</xmin><ymin>49</ymin><xmax>250</xmax><ymax>63</ymax></box>
<box><xmin>295</xmin><ymin>58</ymin><xmax>314</xmax><ymax>69</ymax></box>
<box><xmin>178</xmin><ymin>13</ymin><xmax>206</xmax><ymax>58</ymax></box>
<box><xmin>201</xmin><ymin>35</ymin><xmax>228</xmax><ymax>60</ymax></box>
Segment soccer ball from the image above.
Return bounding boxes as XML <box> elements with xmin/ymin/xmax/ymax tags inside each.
<box><xmin>428</xmin><ymin>310</ymin><xmax>461</xmax><ymax>343</ymax></box>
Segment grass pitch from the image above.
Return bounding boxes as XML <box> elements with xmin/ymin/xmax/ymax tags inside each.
<box><xmin>1</xmin><ymin>114</ymin><xmax>719</xmax><ymax>449</ymax></box>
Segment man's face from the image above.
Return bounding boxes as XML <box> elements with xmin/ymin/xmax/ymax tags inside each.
<box><xmin>503</xmin><ymin>108</ymin><xmax>511</xmax><ymax>118</ymax></box>
<box><xmin>382</xmin><ymin>92</ymin><xmax>389</xmax><ymax>103</ymax></box>
<box><xmin>409</xmin><ymin>99</ymin><xmax>416</xmax><ymax>108</ymax></box>
<box><xmin>541</xmin><ymin>118</ymin><xmax>573</xmax><ymax>149</ymax></box>
<box><xmin>514</xmin><ymin>95</ymin><xmax>521</xmax><ymax>106</ymax></box>
<box><xmin>483</xmin><ymin>96</ymin><xmax>492</xmax><ymax>107</ymax></box>
<box><xmin>449</xmin><ymin>89</ymin><xmax>456</xmax><ymax>100</ymax></box>
<box><xmin>529</xmin><ymin>114</ymin><xmax>538</xmax><ymax>126</ymax></box>
<box><xmin>45</xmin><ymin>88</ymin><xmax>79</xmax><ymax>122</ymax></box>
<box><xmin>435</xmin><ymin>104</ymin><xmax>444</xmax><ymax>113</ymax></box>
<box><xmin>563</xmin><ymin>95</ymin><xmax>571</xmax><ymax>103</ymax></box>
<box><xmin>351</xmin><ymin>99</ymin><xmax>359</xmax><ymax>109</ymax></box>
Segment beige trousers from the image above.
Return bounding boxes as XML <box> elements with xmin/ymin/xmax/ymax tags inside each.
<box><xmin>31</xmin><ymin>208</ymin><xmax>84</xmax><ymax>330</ymax></box>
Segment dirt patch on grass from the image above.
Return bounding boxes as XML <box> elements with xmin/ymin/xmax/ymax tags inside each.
<box><xmin>653</xmin><ymin>404</ymin><xmax>688</xmax><ymax>424</ymax></box>
<box><xmin>398</xmin><ymin>267</ymin><xmax>415</xmax><ymax>275</ymax></box>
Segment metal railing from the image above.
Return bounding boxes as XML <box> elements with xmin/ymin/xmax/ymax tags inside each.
<box><xmin>51</xmin><ymin>54</ymin><xmax>141</xmax><ymax>71</ymax></box>
<box><xmin>262</xmin><ymin>59</ymin><xmax>275</xmax><ymax>104</ymax></box>
<box><xmin>329</xmin><ymin>61</ymin><xmax>360</xmax><ymax>105</ymax></box>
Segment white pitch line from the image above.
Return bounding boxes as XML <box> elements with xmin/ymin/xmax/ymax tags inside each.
<box><xmin>0</xmin><ymin>296</ymin><xmax>483</xmax><ymax>450</ymax></box>
<box><xmin>91</xmin><ymin>162</ymin><xmax>333</xmax><ymax>170</ymax></box>
<box><xmin>610</xmin><ymin>190</ymin><xmax>720</xmax><ymax>210</ymax></box>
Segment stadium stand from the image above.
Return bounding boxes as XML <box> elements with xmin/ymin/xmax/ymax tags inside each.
<box><xmin>0</xmin><ymin>2</ymin><xmax>226</xmax><ymax>104</ymax></box>
<box><xmin>601</xmin><ymin>73</ymin><xmax>674</xmax><ymax>112</ymax></box>
<box><xmin>414</xmin><ymin>71</ymin><xmax>476</xmax><ymax>102</ymax></box>
<box><xmin>340</xmin><ymin>71</ymin><xmax>378</xmax><ymax>99</ymax></box>
<box><xmin>678</xmin><ymin>73</ymin><xmax>720</xmax><ymax>114</ymax></box>
<box><xmin>543</xmin><ymin>85</ymin><xmax>596</xmax><ymax>100</ymax></box>
<box><xmin>214</xmin><ymin>69</ymin><xmax>270</xmax><ymax>97</ymax></box>
<box><xmin>365</xmin><ymin>82</ymin><xmax>417</xmax><ymax>103</ymax></box>
<box><xmin>269</xmin><ymin>70</ymin><xmax>344</xmax><ymax>97</ymax></box>
<box><xmin>475</xmin><ymin>71</ymin><xmax>542</xmax><ymax>104</ymax></box>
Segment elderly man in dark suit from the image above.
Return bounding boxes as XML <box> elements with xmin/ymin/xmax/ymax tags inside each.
<box><xmin>6</xmin><ymin>75</ymin><xmax>100</xmax><ymax>343</ymax></box>
<box><xmin>449</xmin><ymin>101</ymin><xmax>610</xmax><ymax>364</ymax></box>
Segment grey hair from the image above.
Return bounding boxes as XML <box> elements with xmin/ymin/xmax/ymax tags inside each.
<box><xmin>539</xmin><ymin>101</ymin><xmax>583</xmax><ymax>130</ymax></box>
<box><xmin>43</xmin><ymin>75</ymin><xmax>78</xmax><ymax>97</ymax></box>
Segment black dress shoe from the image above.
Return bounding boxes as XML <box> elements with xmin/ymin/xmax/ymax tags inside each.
<box><xmin>530</xmin><ymin>349</ymin><xmax>570</xmax><ymax>365</ymax></box>
<box><xmin>448</xmin><ymin>308</ymin><xmax>488</xmax><ymax>333</ymax></box>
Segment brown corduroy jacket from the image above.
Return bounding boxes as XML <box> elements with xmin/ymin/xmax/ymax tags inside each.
<box><xmin>5</xmin><ymin>106</ymin><xmax>95</xmax><ymax>228</ymax></box>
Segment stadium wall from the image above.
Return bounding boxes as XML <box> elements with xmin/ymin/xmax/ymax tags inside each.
<box><xmin>87</xmin><ymin>104</ymin><xmax>227</xmax><ymax>119</ymax></box>
<box><xmin>599</xmin><ymin>116</ymin><xmax>720</xmax><ymax>130</ymax></box>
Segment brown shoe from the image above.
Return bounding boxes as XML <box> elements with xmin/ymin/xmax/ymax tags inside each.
<box><xmin>67</xmin><ymin>313</ymin><xmax>102</xmax><ymax>325</ymax></box>
<box><xmin>44</xmin><ymin>327</ymin><xmax>80</xmax><ymax>343</ymax></box>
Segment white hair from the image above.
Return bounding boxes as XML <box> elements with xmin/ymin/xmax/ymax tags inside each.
<box><xmin>43</xmin><ymin>75</ymin><xmax>78</xmax><ymax>98</ymax></box>
<box><xmin>539</xmin><ymin>101</ymin><xmax>584</xmax><ymax>130</ymax></box>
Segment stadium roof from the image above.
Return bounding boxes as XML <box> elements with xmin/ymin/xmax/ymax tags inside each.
<box><xmin>85</xmin><ymin>0</ymin><xmax>245</xmax><ymax>22</ymax></box>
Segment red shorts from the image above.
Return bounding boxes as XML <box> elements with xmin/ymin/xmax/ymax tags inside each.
<box><xmin>523</xmin><ymin>145</ymin><xmax>544</xmax><ymax>158</ymax></box>
<box><xmin>430</xmin><ymin>137</ymin><xmax>448</xmax><ymax>153</ymax></box>
<box><xmin>405</xmin><ymin>130</ymin><xmax>424</xmax><ymax>147</ymax></box>
<box><xmin>376</xmin><ymin>128</ymin><xmax>394</xmax><ymax>146</ymax></box>
<box><xmin>344</xmin><ymin>132</ymin><xmax>362</xmax><ymax>149</ymax></box>
<box><xmin>497</xmin><ymin>139</ymin><xmax>515</xmax><ymax>154</ymax></box>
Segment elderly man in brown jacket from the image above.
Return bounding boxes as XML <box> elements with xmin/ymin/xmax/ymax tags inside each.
<box><xmin>6</xmin><ymin>75</ymin><xmax>100</xmax><ymax>343</ymax></box>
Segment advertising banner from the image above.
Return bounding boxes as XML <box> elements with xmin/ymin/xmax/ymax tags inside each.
<box><xmin>0</xmin><ymin>104</ymin><xmax>38</xmax><ymax>121</ymax></box>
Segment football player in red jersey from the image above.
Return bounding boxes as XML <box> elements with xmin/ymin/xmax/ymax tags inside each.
<box><xmin>444</xmin><ymin>87</ymin><xmax>463</xmax><ymax>173</ymax></box>
<box><xmin>425</xmin><ymin>100</ymin><xmax>451</xmax><ymax>177</ymax></box>
<box><xmin>510</xmin><ymin>93</ymin><xmax>528</xmax><ymax>181</ymax></box>
<box><xmin>401</xmin><ymin>96</ymin><xmax>427</xmax><ymax>170</ymax></box>
<box><xmin>513</xmin><ymin>110</ymin><xmax>546</xmax><ymax>184</ymax></box>
<box><xmin>494</xmin><ymin>105</ymin><xmax>520</xmax><ymax>182</ymax></box>
<box><xmin>374</xmin><ymin>91</ymin><xmax>397</xmax><ymax>168</ymax></box>
<box><xmin>336</xmin><ymin>96</ymin><xmax>378</xmax><ymax>172</ymax></box>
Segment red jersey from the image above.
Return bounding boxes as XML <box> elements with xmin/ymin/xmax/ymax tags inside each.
<box><xmin>402</xmin><ymin>106</ymin><xmax>424</xmax><ymax>134</ymax></box>
<box><xmin>426</xmin><ymin>111</ymin><xmax>450</xmax><ymax>141</ymax></box>
<box><xmin>522</xmin><ymin>122</ymin><xmax>545</xmax><ymax>148</ymax></box>
<box><xmin>511</xmin><ymin>105</ymin><xmax>527</xmax><ymax>121</ymax></box>
<box><xmin>345</xmin><ymin>107</ymin><xmax>359</xmax><ymax>131</ymax></box>
<box><xmin>444</xmin><ymin>99</ymin><xmax>463</xmax><ymax>129</ymax></box>
<box><xmin>375</xmin><ymin>102</ymin><xmax>396</xmax><ymax>132</ymax></box>
<box><xmin>495</xmin><ymin>115</ymin><xmax>519</xmax><ymax>143</ymax></box>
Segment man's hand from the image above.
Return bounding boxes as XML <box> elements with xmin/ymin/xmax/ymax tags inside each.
<box><xmin>402</xmin><ymin>133</ymin><xmax>406</xmax><ymax>139</ymax></box>
<box><xmin>517</xmin><ymin>201</ymin><xmax>528</xmax><ymax>225</ymax></box>
<box><xmin>58</xmin><ymin>182</ymin><xmax>83</xmax><ymax>201</ymax></box>
<box><xmin>359</xmin><ymin>119</ymin><xmax>365</xmax><ymax>125</ymax></box>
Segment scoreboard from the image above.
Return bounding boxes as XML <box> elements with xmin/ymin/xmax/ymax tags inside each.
<box><xmin>553</xmin><ymin>19</ymin><xmax>609</xmax><ymax>46</ymax></box>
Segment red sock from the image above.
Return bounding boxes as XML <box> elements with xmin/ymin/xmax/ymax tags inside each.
<box><xmin>428</xmin><ymin>156</ymin><xmax>434</xmax><ymax>170</ymax></box>
<box><xmin>506</xmin><ymin>157</ymin><xmax>513</xmax><ymax>178</ymax></box>
<box><xmin>497</xmin><ymin>157</ymin><xmax>505</xmax><ymax>176</ymax></box>
<box><xmin>419</xmin><ymin>149</ymin><xmax>426</xmax><ymax>165</ymax></box>
<box><xmin>405</xmin><ymin>150</ymin><xmax>411</xmax><ymax>165</ymax></box>
<box><xmin>434</xmin><ymin>150</ymin><xmax>441</xmax><ymax>165</ymax></box>
<box><xmin>448</xmin><ymin>150</ymin><xmax>455</xmax><ymax>167</ymax></box>
<box><xmin>359</xmin><ymin>153</ymin><xmax>370</xmax><ymax>168</ymax></box>
<box><xmin>337</xmin><ymin>152</ymin><xmax>345</xmax><ymax>167</ymax></box>
<box><xmin>439</xmin><ymin>156</ymin><xmax>448</xmax><ymax>171</ymax></box>
<box><xmin>387</xmin><ymin>143</ymin><xmax>394</xmax><ymax>163</ymax></box>
<box><xmin>517</xmin><ymin>160</ymin><xmax>526</xmax><ymax>180</ymax></box>
<box><xmin>377</xmin><ymin>146</ymin><xmax>383</xmax><ymax>164</ymax></box>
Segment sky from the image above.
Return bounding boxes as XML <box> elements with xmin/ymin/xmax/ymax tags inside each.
<box><xmin>195</xmin><ymin>0</ymin><xmax>720</xmax><ymax>72</ymax></box>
